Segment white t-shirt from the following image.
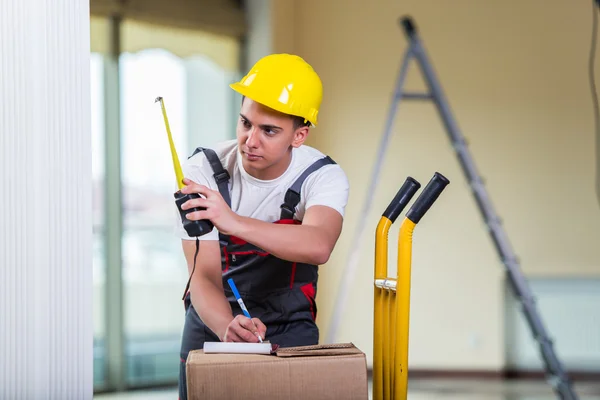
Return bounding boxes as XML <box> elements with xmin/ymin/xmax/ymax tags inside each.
<box><xmin>175</xmin><ymin>139</ymin><xmax>350</xmax><ymax>241</ymax></box>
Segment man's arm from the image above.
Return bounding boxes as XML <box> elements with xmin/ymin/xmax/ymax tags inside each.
<box><xmin>177</xmin><ymin>152</ymin><xmax>266</xmax><ymax>342</ymax></box>
<box><xmin>182</xmin><ymin>239</ymin><xmax>267</xmax><ymax>342</ymax></box>
<box><xmin>232</xmin><ymin>205</ymin><xmax>343</xmax><ymax>265</ymax></box>
<box><xmin>182</xmin><ymin>239</ymin><xmax>233</xmax><ymax>340</ymax></box>
<box><xmin>180</xmin><ymin>164</ymin><xmax>349</xmax><ymax>266</ymax></box>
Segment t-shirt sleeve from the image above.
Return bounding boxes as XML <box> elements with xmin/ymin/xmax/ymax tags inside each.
<box><xmin>173</xmin><ymin>155</ymin><xmax>220</xmax><ymax>241</ymax></box>
<box><xmin>303</xmin><ymin>164</ymin><xmax>350</xmax><ymax>218</ymax></box>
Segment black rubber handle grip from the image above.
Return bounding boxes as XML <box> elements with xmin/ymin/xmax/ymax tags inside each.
<box><xmin>174</xmin><ymin>191</ymin><xmax>214</xmax><ymax>237</ymax></box>
<box><xmin>382</xmin><ymin>177</ymin><xmax>421</xmax><ymax>223</ymax></box>
<box><xmin>406</xmin><ymin>172</ymin><xmax>450</xmax><ymax>224</ymax></box>
<box><xmin>400</xmin><ymin>16</ymin><xmax>417</xmax><ymax>38</ymax></box>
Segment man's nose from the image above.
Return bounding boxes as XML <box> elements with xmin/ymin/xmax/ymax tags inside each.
<box><xmin>246</xmin><ymin>128</ymin><xmax>260</xmax><ymax>148</ymax></box>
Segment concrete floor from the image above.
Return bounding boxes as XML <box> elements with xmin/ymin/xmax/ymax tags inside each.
<box><xmin>94</xmin><ymin>379</ymin><xmax>600</xmax><ymax>399</ymax></box>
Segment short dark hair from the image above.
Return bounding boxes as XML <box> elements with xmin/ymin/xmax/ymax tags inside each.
<box><xmin>241</xmin><ymin>96</ymin><xmax>311</xmax><ymax>130</ymax></box>
<box><xmin>291</xmin><ymin>115</ymin><xmax>311</xmax><ymax>130</ymax></box>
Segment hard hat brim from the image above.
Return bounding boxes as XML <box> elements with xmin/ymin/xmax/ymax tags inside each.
<box><xmin>230</xmin><ymin>82</ymin><xmax>318</xmax><ymax>127</ymax></box>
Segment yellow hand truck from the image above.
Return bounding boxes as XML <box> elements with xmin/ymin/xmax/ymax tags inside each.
<box><xmin>372</xmin><ymin>172</ymin><xmax>450</xmax><ymax>400</ymax></box>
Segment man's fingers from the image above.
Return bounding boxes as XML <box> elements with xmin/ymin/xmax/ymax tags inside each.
<box><xmin>251</xmin><ymin>318</ymin><xmax>267</xmax><ymax>339</ymax></box>
<box><xmin>184</xmin><ymin>209</ymin><xmax>213</xmax><ymax>222</ymax></box>
<box><xmin>231</xmin><ymin>323</ymin><xmax>259</xmax><ymax>343</ymax></box>
<box><xmin>181</xmin><ymin>197</ymin><xmax>208</xmax><ymax>211</ymax></box>
<box><xmin>224</xmin><ymin>328</ymin><xmax>245</xmax><ymax>343</ymax></box>
<box><xmin>224</xmin><ymin>318</ymin><xmax>250</xmax><ymax>343</ymax></box>
<box><xmin>237</xmin><ymin>317</ymin><xmax>262</xmax><ymax>341</ymax></box>
<box><xmin>234</xmin><ymin>316</ymin><xmax>262</xmax><ymax>342</ymax></box>
<box><xmin>237</xmin><ymin>316</ymin><xmax>256</xmax><ymax>331</ymax></box>
<box><xmin>180</xmin><ymin>179</ymin><xmax>203</xmax><ymax>194</ymax></box>
<box><xmin>236</xmin><ymin>316</ymin><xmax>266</xmax><ymax>340</ymax></box>
<box><xmin>181</xmin><ymin>182</ymin><xmax>213</xmax><ymax>197</ymax></box>
<box><xmin>224</xmin><ymin>317</ymin><xmax>265</xmax><ymax>343</ymax></box>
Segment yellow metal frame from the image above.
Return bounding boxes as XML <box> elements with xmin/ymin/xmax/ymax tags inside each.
<box><xmin>373</xmin><ymin>172</ymin><xmax>449</xmax><ymax>400</ymax></box>
<box><xmin>373</xmin><ymin>216</ymin><xmax>394</xmax><ymax>400</ymax></box>
<box><xmin>394</xmin><ymin>218</ymin><xmax>415</xmax><ymax>399</ymax></box>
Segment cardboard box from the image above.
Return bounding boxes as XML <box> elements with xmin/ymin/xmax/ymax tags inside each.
<box><xmin>186</xmin><ymin>342</ymin><xmax>369</xmax><ymax>400</ymax></box>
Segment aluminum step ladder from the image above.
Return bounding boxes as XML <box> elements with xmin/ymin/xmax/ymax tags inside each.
<box><xmin>376</xmin><ymin>15</ymin><xmax>578</xmax><ymax>400</ymax></box>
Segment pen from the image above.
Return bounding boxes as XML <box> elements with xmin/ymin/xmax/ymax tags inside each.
<box><xmin>227</xmin><ymin>278</ymin><xmax>263</xmax><ymax>343</ymax></box>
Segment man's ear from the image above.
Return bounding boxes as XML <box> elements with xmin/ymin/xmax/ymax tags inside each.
<box><xmin>291</xmin><ymin>126</ymin><xmax>309</xmax><ymax>148</ymax></box>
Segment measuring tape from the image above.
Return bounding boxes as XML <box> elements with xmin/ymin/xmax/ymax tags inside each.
<box><xmin>155</xmin><ymin>96</ymin><xmax>213</xmax><ymax>237</ymax></box>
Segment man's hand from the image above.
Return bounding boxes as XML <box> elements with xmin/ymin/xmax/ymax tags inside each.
<box><xmin>223</xmin><ymin>315</ymin><xmax>267</xmax><ymax>343</ymax></box>
<box><xmin>180</xmin><ymin>177</ymin><xmax>241</xmax><ymax>236</ymax></box>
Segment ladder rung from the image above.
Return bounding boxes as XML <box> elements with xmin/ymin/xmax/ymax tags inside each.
<box><xmin>451</xmin><ymin>138</ymin><xmax>469</xmax><ymax>147</ymax></box>
<box><xmin>399</xmin><ymin>92</ymin><xmax>432</xmax><ymax>100</ymax></box>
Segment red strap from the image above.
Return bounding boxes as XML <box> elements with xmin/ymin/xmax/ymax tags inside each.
<box><xmin>300</xmin><ymin>283</ymin><xmax>316</xmax><ymax>320</ymax></box>
<box><xmin>223</xmin><ymin>247</ymin><xmax>230</xmax><ymax>272</ymax></box>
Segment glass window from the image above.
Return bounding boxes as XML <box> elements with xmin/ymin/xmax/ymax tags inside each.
<box><xmin>90</xmin><ymin>17</ymin><xmax>241</xmax><ymax>391</ymax></box>
<box><xmin>119</xmin><ymin>48</ymin><xmax>237</xmax><ymax>386</ymax></box>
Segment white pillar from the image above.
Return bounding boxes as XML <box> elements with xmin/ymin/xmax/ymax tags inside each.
<box><xmin>0</xmin><ymin>0</ymin><xmax>93</xmax><ymax>399</ymax></box>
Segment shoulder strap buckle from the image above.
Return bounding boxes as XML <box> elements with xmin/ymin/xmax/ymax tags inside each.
<box><xmin>279</xmin><ymin>155</ymin><xmax>337</xmax><ymax>220</ymax></box>
<box><xmin>214</xmin><ymin>170</ymin><xmax>231</xmax><ymax>184</ymax></box>
<box><xmin>280</xmin><ymin>203</ymin><xmax>296</xmax><ymax>220</ymax></box>
<box><xmin>283</xmin><ymin>188</ymin><xmax>301</xmax><ymax>207</ymax></box>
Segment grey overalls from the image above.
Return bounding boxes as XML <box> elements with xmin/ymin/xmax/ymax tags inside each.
<box><xmin>178</xmin><ymin>147</ymin><xmax>336</xmax><ymax>400</ymax></box>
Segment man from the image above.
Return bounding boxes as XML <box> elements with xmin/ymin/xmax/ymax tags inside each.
<box><xmin>174</xmin><ymin>53</ymin><xmax>350</xmax><ymax>400</ymax></box>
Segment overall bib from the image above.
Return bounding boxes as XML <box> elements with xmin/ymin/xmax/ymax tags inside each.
<box><xmin>178</xmin><ymin>147</ymin><xmax>336</xmax><ymax>400</ymax></box>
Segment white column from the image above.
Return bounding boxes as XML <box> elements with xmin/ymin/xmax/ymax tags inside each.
<box><xmin>0</xmin><ymin>0</ymin><xmax>93</xmax><ymax>399</ymax></box>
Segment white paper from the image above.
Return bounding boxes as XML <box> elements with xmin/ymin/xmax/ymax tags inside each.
<box><xmin>203</xmin><ymin>342</ymin><xmax>272</xmax><ymax>355</ymax></box>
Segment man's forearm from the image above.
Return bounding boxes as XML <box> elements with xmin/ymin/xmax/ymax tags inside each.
<box><xmin>189</xmin><ymin>277</ymin><xmax>233</xmax><ymax>340</ymax></box>
<box><xmin>232</xmin><ymin>216</ymin><xmax>332</xmax><ymax>265</ymax></box>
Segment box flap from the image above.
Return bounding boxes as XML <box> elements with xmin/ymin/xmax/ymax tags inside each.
<box><xmin>274</xmin><ymin>342</ymin><xmax>362</xmax><ymax>357</ymax></box>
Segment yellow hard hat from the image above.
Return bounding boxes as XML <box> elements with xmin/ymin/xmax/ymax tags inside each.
<box><xmin>230</xmin><ymin>53</ymin><xmax>323</xmax><ymax>126</ymax></box>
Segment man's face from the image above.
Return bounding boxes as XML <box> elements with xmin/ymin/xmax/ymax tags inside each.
<box><xmin>236</xmin><ymin>97</ymin><xmax>309</xmax><ymax>180</ymax></box>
